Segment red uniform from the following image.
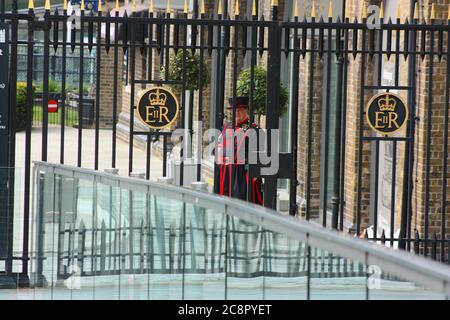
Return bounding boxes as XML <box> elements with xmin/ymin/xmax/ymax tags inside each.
<box><xmin>217</xmin><ymin>117</ymin><xmax>263</xmax><ymax>205</ymax></box>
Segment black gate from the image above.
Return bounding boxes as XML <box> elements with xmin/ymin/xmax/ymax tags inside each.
<box><xmin>1</xmin><ymin>0</ymin><xmax>450</xmax><ymax>287</ymax></box>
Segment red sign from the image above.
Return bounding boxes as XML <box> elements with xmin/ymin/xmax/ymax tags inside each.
<box><xmin>48</xmin><ymin>99</ymin><xmax>58</xmax><ymax>113</ymax></box>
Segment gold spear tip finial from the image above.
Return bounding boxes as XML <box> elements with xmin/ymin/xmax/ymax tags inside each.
<box><xmin>28</xmin><ymin>0</ymin><xmax>34</xmax><ymax>10</ymax></box>
<box><xmin>184</xmin><ymin>0</ymin><xmax>188</xmax><ymax>14</ymax></box>
<box><xmin>98</xmin><ymin>0</ymin><xmax>102</xmax><ymax>12</ymax></box>
<box><xmin>413</xmin><ymin>1</ymin><xmax>419</xmax><ymax>20</ymax></box>
<box><xmin>218</xmin><ymin>0</ymin><xmax>222</xmax><ymax>15</ymax></box>
<box><xmin>448</xmin><ymin>4</ymin><xmax>450</xmax><ymax>20</ymax></box>
<box><xmin>379</xmin><ymin>1</ymin><xmax>384</xmax><ymax>19</ymax></box>
<box><xmin>63</xmin><ymin>0</ymin><xmax>68</xmax><ymax>11</ymax></box>
<box><xmin>396</xmin><ymin>2</ymin><xmax>401</xmax><ymax>20</ymax></box>
<box><xmin>201</xmin><ymin>0</ymin><xmax>205</xmax><ymax>15</ymax></box>
<box><xmin>311</xmin><ymin>0</ymin><xmax>316</xmax><ymax>18</ymax></box>
<box><xmin>431</xmin><ymin>3</ymin><xmax>436</xmax><ymax>20</ymax></box>
<box><xmin>132</xmin><ymin>0</ymin><xmax>137</xmax><ymax>13</ymax></box>
<box><xmin>149</xmin><ymin>0</ymin><xmax>154</xmax><ymax>13</ymax></box>
<box><xmin>271</xmin><ymin>0</ymin><xmax>278</xmax><ymax>7</ymax></box>
<box><xmin>80</xmin><ymin>0</ymin><xmax>85</xmax><ymax>11</ymax></box>
<box><xmin>328</xmin><ymin>0</ymin><xmax>333</xmax><ymax>18</ymax></box>
<box><xmin>44</xmin><ymin>0</ymin><xmax>50</xmax><ymax>10</ymax></box>
<box><xmin>165</xmin><ymin>0</ymin><xmax>170</xmax><ymax>13</ymax></box>
<box><xmin>294</xmin><ymin>0</ymin><xmax>299</xmax><ymax>17</ymax></box>
<box><xmin>252</xmin><ymin>0</ymin><xmax>257</xmax><ymax>16</ymax></box>
<box><xmin>115</xmin><ymin>0</ymin><xmax>120</xmax><ymax>12</ymax></box>
<box><xmin>235</xmin><ymin>0</ymin><xmax>240</xmax><ymax>16</ymax></box>
<box><xmin>362</xmin><ymin>0</ymin><xmax>367</xmax><ymax>19</ymax></box>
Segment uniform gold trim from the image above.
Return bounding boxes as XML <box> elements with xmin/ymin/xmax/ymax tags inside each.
<box><xmin>136</xmin><ymin>86</ymin><xmax>180</xmax><ymax>130</ymax></box>
<box><xmin>366</xmin><ymin>92</ymin><xmax>409</xmax><ymax>136</ymax></box>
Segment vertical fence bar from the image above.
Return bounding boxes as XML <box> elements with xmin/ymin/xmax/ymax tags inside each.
<box><xmin>163</xmin><ymin>134</ymin><xmax>167</xmax><ymax>176</ymax></box>
<box><xmin>331</xmin><ymin>21</ymin><xmax>343</xmax><ymax>229</ymax></box>
<box><xmin>197</xmin><ymin>8</ymin><xmax>205</xmax><ymax>182</ymax></box>
<box><xmin>22</xmin><ymin>5</ymin><xmax>35</xmax><ymax>280</ymax></box>
<box><xmin>390</xmin><ymin>140</ymin><xmax>397</xmax><ymax>247</ymax></box>
<box><xmin>112</xmin><ymin>7</ymin><xmax>119</xmax><ymax>169</ymax></box>
<box><xmin>394</xmin><ymin>17</ymin><xmax>400</xmax><ymax>87</ymax></box>
<box><xmin>78</xmin><ymin>7</ymin><xmax>85</xmax><ymax>167</ymax></box>
<box><xmin>187</xmin><ymin>16</ymin><xmax>194</xmax><ymax>174</ymax></box>
<box><xmin>370</xmin><ymin>14</ymin><xmax>384</xmax><ymax>238</ymax></box>
<box><xmin>289</xmin><ymin>16</ymin><xmax>299</xmax><ymax>216</ymax></box>
<box><xmin>339</xmin><ymin>16</ymin><xmax>349</xmax><ymax>231</ymax></box>
<box><xmin>128</xmin><ymin>10</ymin><xmax>136</xmax><ymax>175</ymax></box>
<box><xmin>230</xmin><ymin>5</ymin><xmax>239</xmax><ymax>199</ymax></box>
<box><xmin>246</xmin><ymin>6</ymin><xmax>258</xmax><ymax>204</ymax></box>
<box><xmin>322</xmin><ymin>17</ymin><xmax>332</xmax><ymax>227</ymax></box>
<box><xmin>306</xmin><ymin>241</ymin><xmax>311</xmax><ymax>300</ymax></box>
<box><xmin>424</xmin><ymin>21</ymin><xmax>435</xmax><ymax>257</ymax></box>
<box><xmin>405</xmin><ymin>11</ymin><xmax>418</xmax><ymax>252</ymax></box>
<box><xmin>60</xmin><ymin>6</ymin><xmax>67</xmax><ymax>164</ymax></box>
<box><xmin>263</xmin><ymin>3</ymin><xmax>281</xmax><ymax>210</ymax></box>
<box><xmin>94</xmin><ymin>9</ymin><xmax>102</xmax><ymax>170</ymax></box>
<box><xmin>356</xmin><ymin>16</ymin><xmax>367</xmax><ymax>237</ymax></box>
<box><xmin>306</xmin><ymin>17</ymin><xmax>316</xmax><ymax>221</ymax></box>
<box><xmin>373</xmin><ymin>140</ymin><xmax>379</xmax><ymax>238</ymax></box>
<box><xmin>4</xmin><ymin>2</ymin><xmax>18</xmax><ymax>280</ymax></box>
<box><xmin>213</xmin><ymin>7</ymin><xmax>221</xmax><ymax>194</ymax></box>
<box><xmin>179</xmin><ymin>7</ymin><xmax>188</xmax><ymax>187</ymax></box>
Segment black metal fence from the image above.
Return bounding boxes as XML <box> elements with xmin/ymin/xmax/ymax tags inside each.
<box><xmin>1</xmin><ymin>0</ymin><xmax>450</xmax><ymax>287</ymax></box>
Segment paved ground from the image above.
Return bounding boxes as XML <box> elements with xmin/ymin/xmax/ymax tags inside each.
<box><xmin>15</xmin><ymin>125</ymin><xmax>163</xmax><ymax>179</ymax></box>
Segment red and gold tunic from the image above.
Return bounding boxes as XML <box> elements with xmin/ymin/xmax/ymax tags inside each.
<box><xmin>217</xmin><ymin>117</ymin><xmax>263</xmax><ymax>205</ymax></box>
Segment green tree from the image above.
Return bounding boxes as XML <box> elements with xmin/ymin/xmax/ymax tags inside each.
<box><xmin>161</xmin><ymin>50</ymin><xmax>210</xmax><ymax>93</ymax></box>
<box><xmin>236</xmin><ymin>66</ymin><xmax>288</xmax><ymax>116</ymax></box>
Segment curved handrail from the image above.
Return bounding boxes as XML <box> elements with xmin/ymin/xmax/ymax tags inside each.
<box><xmin>33</xmin><ymin>161</ymin><xmax>450</xmax><ymax>297</ymax></box>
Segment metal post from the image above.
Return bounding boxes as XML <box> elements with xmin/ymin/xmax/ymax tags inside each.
<box><xmin>401</xmin><ymin>0</ymin><xmax>418</xmax><ymax>251</ymax></box>
<box><xmin>214</xmin><ymin>3</ymin><xmax>226</xmax><ymax>194</ymax></box>
<box><xmin>0</xmin><ymin>19</ymin><xmax>13</xmax><ymax>288</ymax></box>
<box><xmin>331</xmin><ymin>54</ymin><xmax>344</xmax><ymax>229</ymax></box>
<box><xmin>21</xmin><ymin>6</ymin><xmax>35</xmax><ymax>286</ymax></box>
<box><xmin>289</xmin><ymin>34</ymin><xmax>300</xmax><ymax>216</ymax></box>
<box><xmin>263</xmin><ymin>5</ymin><xmax>281</xmax><ymax>209</ymax></box>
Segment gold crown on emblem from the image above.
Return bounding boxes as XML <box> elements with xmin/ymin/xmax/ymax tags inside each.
<box><xmin>378</xmin><ymin>95</ymin><xmax>397</xmax><ymax>112</ymax></box>
<box><xmin>149</xmin><ymin>89</ymin><xmax>167</xmax><ymax>106</ymax></box>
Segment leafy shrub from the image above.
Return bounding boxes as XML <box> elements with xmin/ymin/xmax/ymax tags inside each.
<box><xmin>161</xmin><ymin>50</ymin><xmax>210</xmax><ymax>92</ymax></box>
<box><xmin>236</xmin><ymin>66</ymin><xmax>288</xmax><ymax>116</ymax></box>
<box><xmin>37</xmin><ymin>79</ymin><xmax>60</xmax><ymax>93</ymax></box>
<box><xmin>16</xmin><ymin>82</ymin><xmax>35</xmax><ymax>132</ymax></box>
